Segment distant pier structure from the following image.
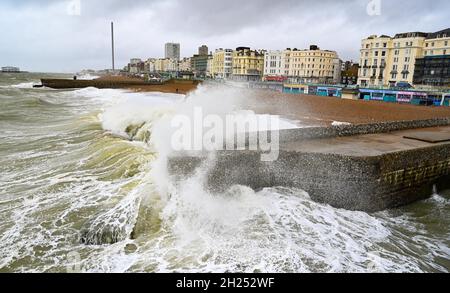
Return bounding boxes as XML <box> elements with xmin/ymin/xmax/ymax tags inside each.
<box><xmin>1</xmin><ymin>66</ymin><xmax>20</xmax><ymax>73</ymax></box>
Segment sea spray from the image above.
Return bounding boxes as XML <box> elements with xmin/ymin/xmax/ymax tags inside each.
<box><xmin>1</xmin><ymin>75</ymin><xmax>449</xmax><ymax>272</ymax></box>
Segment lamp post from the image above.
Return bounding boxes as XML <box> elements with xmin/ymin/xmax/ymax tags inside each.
<box><xmin>111</xmin><ymin>22</ymin><xmax>115</xmax><ymax>72</ymax></box>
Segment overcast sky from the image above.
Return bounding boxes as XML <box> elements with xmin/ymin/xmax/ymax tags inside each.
<box><xmin>0</xmin><ymin>0</ymin><xmax>448</xmax><ymax>73</ymax></box>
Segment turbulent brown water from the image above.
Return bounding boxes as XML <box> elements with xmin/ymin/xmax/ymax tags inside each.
<box><xmin>0</xmin><ymin>73</ymin><xmax>449</xmax><ymax>273</ymax></box>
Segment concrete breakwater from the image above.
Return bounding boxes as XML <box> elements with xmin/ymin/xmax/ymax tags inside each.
<box><xmin>168</xmin><ymin>118</ymin><xmax>450</xmax><ymax>212</ymax></box>
<box><xmin>39</xmin><ymin>78</ymin><xmax>154</xmax><ymax>89</ymax></box>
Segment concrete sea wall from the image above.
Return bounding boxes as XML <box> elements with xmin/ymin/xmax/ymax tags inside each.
<box><xmin>167</xmin><ymin>119</ymin><xmax>450</xmax><ymax>212</ymax></box>
<box><xmin>277</xmin><ymin>118</ymin><xmax>450</xmax><ymax>141</ymax></box>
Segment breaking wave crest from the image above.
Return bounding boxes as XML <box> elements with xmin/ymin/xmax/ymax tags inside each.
<box><xmin>0</xmin><ymin>82</ymin><xmax>37</xmax><ymax>89</ymax></box>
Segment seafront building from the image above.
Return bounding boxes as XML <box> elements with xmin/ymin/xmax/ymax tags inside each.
<box><xmin>191</xmin><ymin>54</ymin><xmax>210</xmax><ymax>78</ymax></box>
<box><xmin>414</xmin><ymin>55</ymin><xmax>450</xmax><ymax>87</ymax></box>
<box><xmin>198</xmin><ymin>45</ymin><xmax>209</xmax><ymax>56</ymax></box>
<box><xmin>284</xmin><ymin>45</ymin><xmax>341</xmax><ymax>84</ymax></box>
<box><xmin>144</xmin><ymin>58</ymin><xmax>156</xmax><ymax>72</ymax></box>
<box><xmin>333</xmin><ymin>58</ymin><xmax>343</xmax><ymax>85</ymax></box>
<box><xmin>122</xmin><ymin>27</ymin><xmax>448</xmax><ymax>88</ymax></box>
<box><xmin>191</xmin><ymin>45</ymin><xmax>211</xmax><ymax>78</ymax></box>
<box><xmin>232</xmin><ymin>47</ymin><xmax>265</xmax><ymax>82</ymax></box>
<box><xmin>414</xmin><ymin>29</ymin><xmax>450</xmax><ymax>86</ymax></box>
<box><xmin>423</xmin><ymin>29</ymin><xmax>450</xmax><ymax>57</ymax></box>
<box><xmin>341</xmin><ymin>61</ymin><xmax>359</xmax><ymax>85</ymax></box>
<box><xmin>206</xmin><ymin>55</ymin><xmax>214</xmax><ymax>77</ymax></box>
<box><xmin>211</xmin><ymin>48</ymin><xmax>233</xmax><ymax>79</ymax></box>
<box><xmin>358</xmin><ymin>28</ymin><xmax>450</xmax><ymax>87</ymax></box>
<box><xmin>261</xmin><ymin>46</ymin><xmax>341</xmax><ymax>84</ymax></box>
<box><xmin>128</xmin><ymin>58</ymin><xmax>145</xmax><ymax>74</ymax></box>
<box><xmin>358</xmin><ymin>33</ymin><xmax>426</xmax><ymax>87</ymax></box>
<box><xmin>165</xmin><ymin>43</ymin><xmax>180</xmax><ymax>61</ymax></box>
<box><xmin>127</xmin><ymin>57</ymin><xmax>178</xmax><ymax>74</ymax></box>
<box><xmin>263</xmin><ymin>50</ymin><xmax>285</xmax><ymax>78</ymax></box>
<box><xmin>178</xmin><ymin>57</ymin><xmax>192</xmax><ymax>72</ymax></box>
<box><xmin>154</xmin><ymin>58</ymin><xmax>178</xmax><ymax>73</ymax></box>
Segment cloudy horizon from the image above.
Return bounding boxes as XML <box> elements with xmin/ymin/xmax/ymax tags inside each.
<box><xmin>0</xmin><ymin>0</ymin><xmax>449</xmax><ymax>73</ymax></box>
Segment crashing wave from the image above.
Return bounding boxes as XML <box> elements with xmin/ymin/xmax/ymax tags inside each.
<box><xmin>80</xmin><ymin>193</ymin><xmax>141</xmax><ymax>245</ymax></box>
<box><xmin>125</xmin><ymin>123</ymin><xmax>152</xmax><ymax>143</ymax></box>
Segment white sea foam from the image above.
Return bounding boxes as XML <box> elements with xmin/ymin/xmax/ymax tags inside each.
<box><xmin>99</xmin><ymin>85</ymin><xmax>299</xmax><ymax>145</ymax></box>
<box><xmin>0</xmin><ymin>82</ymin><xmax>36</xmax><ymax>89</ymax></box>
<box><xmin>77</xmin><ymin>74</ymin><xmax>100</xmax><ymax>80</ymax></box>
<box><xmin>332</xmin><ymin>121</ymin><xmax>352</xmax><ymax>126</ymax></box>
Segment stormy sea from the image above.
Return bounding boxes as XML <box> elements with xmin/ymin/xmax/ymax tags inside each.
<box><xmin>0</xmin><ymin>73</ymin><xmax>448</xmax><ymax>273</ymax></box>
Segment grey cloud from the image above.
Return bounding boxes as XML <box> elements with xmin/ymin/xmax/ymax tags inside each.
<box><xmin>0</xmin><ymin>0</ymin><xmax>448</xmax><ymax>72</ymax></box>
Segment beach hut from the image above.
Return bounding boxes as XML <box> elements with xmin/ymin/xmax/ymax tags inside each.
<box><xmin>443</xmin><ymin>94</ymin><xmax>450</xmax><ymax>106</ymax></box>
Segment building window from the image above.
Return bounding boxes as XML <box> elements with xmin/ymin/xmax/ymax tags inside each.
<box><xmin>375</xmin><ymin>51</ymin><xmax>379</xmax><ymax>57</ymax></box>
<box><xmin>383</xmin><ymin>43</ymin><xmax>387</xmax><ymax>48</ymax></box>
<box><xmin>444</xmin><ymin>50</ymin><xmax>447</xmax><ymax>55</ymax></box>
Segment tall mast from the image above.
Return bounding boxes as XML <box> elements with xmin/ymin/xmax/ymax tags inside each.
<box><xmin>111</xmin><ymin>22</ymin><xmax>115</xmax><ymax>71</ymax></box>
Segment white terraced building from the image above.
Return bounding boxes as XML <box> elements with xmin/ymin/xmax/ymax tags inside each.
<box><xmin>262</xmin><ymin>46</ymin><xmax>341</xmax><ymax>84</ymax></box>
<box><xmin>264</xmin><ymin>50</ymin><xmax>286</xmax><ymax>77</ymax></box>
